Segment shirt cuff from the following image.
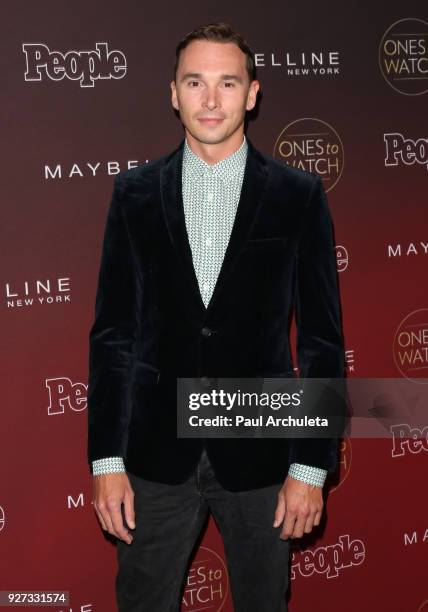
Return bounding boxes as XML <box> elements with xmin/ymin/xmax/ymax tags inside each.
<box><xmin>288</xmin><ymin>463</ymin><xmax>328</xmax><ymax>487</ymax></box>
<box><xmin>92</xmin><ymin>456</ymin><xmax>125</xmax><ymax>476</ymax></box>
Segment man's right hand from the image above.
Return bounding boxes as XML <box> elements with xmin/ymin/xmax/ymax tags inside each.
<box><xmin>93</xmin><ymin>473</ymin><xmax>135</xmax><ymax>544</ymax></box>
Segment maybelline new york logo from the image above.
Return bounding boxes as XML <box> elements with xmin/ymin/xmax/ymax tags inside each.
<box><xmin>387</xmin><ymin>241</ymin><xmax>428</xmax><ymax>258</ymax></box>
<box><xmin>4</xmin><ymin>278</ymin><xmax>71</xmax><ymax>308</ymax></box>
<box><xmin>23</xmin><ymin>42</ymin><xmax>127</xmax><ymax>87</ymax></box>
<box><xmin>384</xmin><ymin>133</ymin><xmax>428</xmax><ymax>170</ymax></box>
<box><xmin>255</xmin><ymin>49</ymin><xmax>340</xmax><ymax>76</ymax></box>
<box><xmin>44</xmin><ymin>159</ymin><xmax>144</xmax><ymax>180</ymax></box>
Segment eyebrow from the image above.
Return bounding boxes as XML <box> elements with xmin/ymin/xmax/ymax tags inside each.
<box><xmin>180</xmin><ymin>72</ymin><xmax>243</xmax><ymax>84</ymax></box>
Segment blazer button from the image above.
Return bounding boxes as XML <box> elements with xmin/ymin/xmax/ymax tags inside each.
<box><xmin>201</xmin><ymin>326</ymin><xmax>213</xmax><ymax>337</ymax></box>
<box><xmin>200</xmin><ymin>376</ymin><xmax>211</xmax><ymax>388</ymax></box>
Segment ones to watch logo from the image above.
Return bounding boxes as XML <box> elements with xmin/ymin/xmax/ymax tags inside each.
<box><xmin>328</xmin><ymin>437</ymin><xmax>352</xmax><ymax>493</ymax></box>
<box><xmin>379</xmin><ymin>18</ymin><xmax>428</xmax><ymax>95</ymax></box>
<box><xmin>23</xmin><ymin>42</ymin><xmax>127</xmax><ymax>87</ymax></box>
<box><xmin>273</xmin><ymin>118</ymin><xmax>344</xmax><ymax>193</ymax></box>
<box><xmin>183</xmin><ymin>545</ymin><xmax>229</xmax><ymax>611</ymax></box>
<box><xmin>393</xmin><ymin>308</ymin><xmax>428</xmax><ymax>383</ymax></box>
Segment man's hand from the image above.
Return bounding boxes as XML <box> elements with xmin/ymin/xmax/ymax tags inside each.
<box><xmin>273</xmin><ymin>475</ymin><xmax>324</xmax><ymax>539</ymax></box>
<box><xmin>93</xmin><ymin>473</ymin><xmax>135</xmax><ymax>544</ymax></box>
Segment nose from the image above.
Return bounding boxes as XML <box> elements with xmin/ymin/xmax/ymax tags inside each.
<box><xmin>202</xmin><ymin>85</ymin><xmax>220</xmax><ymax>110</ymax></box>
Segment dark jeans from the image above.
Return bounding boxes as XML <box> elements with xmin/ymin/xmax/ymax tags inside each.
<box><xmin>116</xmin><ymin>447</ymin><xmax>290</xmax><ymax>612</ymax></box>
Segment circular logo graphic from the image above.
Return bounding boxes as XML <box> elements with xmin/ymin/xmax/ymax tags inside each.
<box><xmin>416</xmin><ymin>600</ymin><xmax>428</xmax><ymax>612</ymax></box>
<box><xmin>182</xmin><ymin>545</ymin><xmax>229</xmax><ymax>611</ymax></box>
<box><xmin>328</xmin><ymin>436</ymin><xmax>352</xmax><ymax>493</ymax></box>
<box><xmin>335</xmin><ymin>245</ymin><xmax>349</xmax><ymax>272</ymax></box>
<box><xmin>379</xmin><ymin>18</ymin><xmax>428</xmax><ymax>95</ymax></box>
<box><xmin>273</xmin><ymin>118</ymin><xmax>344</xmax><ymax>192</ymax></box>
<box><xmin>0</xmin><ymin>506</ymin><xmax>5</xmax><ymax>532</ymax></box>
<box><xmin>393</xmin><ymin>308</ymin><xmax>428</xmax><ymax>383</ymax></box>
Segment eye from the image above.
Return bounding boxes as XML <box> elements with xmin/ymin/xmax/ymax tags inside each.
<box><xmin>188</xmin><ymin>80</ymin><xmax>200</xmax><ymax>87</ymax></box>
<box><xmin>223</xmin><ymin>81</ymin><xmax>235</xmax><ymax>88</ymax></box>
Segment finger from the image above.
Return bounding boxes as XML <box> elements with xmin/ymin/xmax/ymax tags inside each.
<box><xmin>94</xmin><ymin>506</ymin><xmax>107</xmax><ymax>531</ymax></box>
<box><xmin>313</xmin><ymin>509</ymin><xmax>323</xmax><ymax>526</ymax></box>
<box><xmin>290</xmin><ymin>514</ymin><xmax>307</xmax><ymax>539</ymax></box>
<box><xmin>280</xmin><ymin>509</ymin><xmax>297</xmax><ymax>539</ymax></box>
<box><xmin>109</xmin><ymin>505</ymin><xmax>132</xmax><ymax>544</ymax></box>
<box><xmin>273</xmin><ymin>494</ymin><xmax>286</xmax><ymax>528</ymax></box>
<box><xmin>303</xmin><ymin>515</ymin><xmax>315</xmax><ymax>534</ymax></box>
<box><xmin>93</xmin><ymin>485</ymin><xmax>108</xmax><ymax>531</ymax></box>
<box><xmin>123</xmin><ymin>487</ymin><xmax>135</xmax><ymax>530</ymax></box>
<box><xmin>97</xmin><ymin>504</ymin><xmax>116</xmax><ymax>537</ymax></box>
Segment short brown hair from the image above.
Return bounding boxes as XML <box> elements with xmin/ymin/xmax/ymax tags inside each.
<box><xmin>174</xmin><ymin>22</ymin><xmax>256</xmax><ymax>83</ymax></box>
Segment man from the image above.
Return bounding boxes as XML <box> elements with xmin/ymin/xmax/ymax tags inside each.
<box><xmin>87</xmin><ymin>22</ymin><xmax>345</xmax><ymax>612</ymax></box>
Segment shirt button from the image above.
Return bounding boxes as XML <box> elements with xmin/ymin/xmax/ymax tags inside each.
<box><xmin>207</xmin><ymin>192</ymin><xmax>214</xmax><ymax>203</ymax></box>
<box><xmin>205</xmin><ymin>237</ymin><xmax>212</xmax><ymax>246</ymax></box>
<box><xmin>203</xmin><ymin>283</ymin><xmax>209</xmax><ymax>292</ymax></box>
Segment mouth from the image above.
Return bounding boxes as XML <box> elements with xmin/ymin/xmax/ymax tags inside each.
<box><xmin>197</xmin><ymin>117</ymin><xmax>224</xmax><ymax>125</ymax></box>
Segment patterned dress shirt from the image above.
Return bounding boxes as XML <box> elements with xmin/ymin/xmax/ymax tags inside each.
<box><xmin>92</xmin><ymin>135</ymin><xmax>328</xmax><ymax>488</ymax></box>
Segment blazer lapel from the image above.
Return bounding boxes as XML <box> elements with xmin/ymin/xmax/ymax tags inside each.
<box><xmin>160</xmin><ymin>139</ymin><xmax>204</xmax><ymax>316</ymax></box>
<box><xmin>160</xmin><ymin>136</ymin><xmax>269</xmax><ymax>317</ymax></box>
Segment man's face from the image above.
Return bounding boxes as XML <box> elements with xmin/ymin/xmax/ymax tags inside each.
<box><xmin>171</xmin><ymin>40</ymin><xmax>259</xmax><ymax>146</ymax></box>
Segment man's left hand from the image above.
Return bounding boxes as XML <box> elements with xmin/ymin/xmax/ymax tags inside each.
<box><xmin>273</xmin><ymin>476</ymin><xmax>324</xmax><ymax>539</ymax></box>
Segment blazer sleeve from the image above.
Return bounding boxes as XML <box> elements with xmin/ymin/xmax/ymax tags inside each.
<box><xmin>87</xmin><ymin>173</ymin><xmax>138</xmax><ymax>465</ymax></box>
<box><xmin>289</xmin><ymin>174</ymin><xmax>346</xmax><ymax>472</ymax></box>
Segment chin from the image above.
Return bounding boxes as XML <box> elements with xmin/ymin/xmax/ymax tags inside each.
<box><xmin>191</xmin><ymin>129</ymin><xmax>231</xmax><ymax>145</ymax></box>
<box><xmin>202</xmin><ymin>135</ymin><xmax>229</xmax><ymax>145</ymax></box>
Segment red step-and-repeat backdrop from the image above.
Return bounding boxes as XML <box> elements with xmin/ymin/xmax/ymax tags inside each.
<box><xmin>1</xmin><ymin>1</ymin><xmax>427</xmax><ymax>611</ymax></box>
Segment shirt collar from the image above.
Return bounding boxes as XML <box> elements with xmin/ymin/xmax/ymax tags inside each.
<box><xmin>183</xmin><ymin>134</ymin><xmax>248</xmax><ymax>179</ymax></box>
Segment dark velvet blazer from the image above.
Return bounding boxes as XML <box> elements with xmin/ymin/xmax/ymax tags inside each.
<box><xmin>87</xmin><ymin>136</ymin><xmax>345</xmax><ymax>491</ymax></box>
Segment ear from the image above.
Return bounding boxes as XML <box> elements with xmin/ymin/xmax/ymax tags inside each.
<box><xmin>170</xmin><ymin>80</ymin><xmax>179</xmax><ymax>111</ymax></box>
<box><xmin>246</xmin><ymin>80</ymin><xmax>260</xmax><ymax>111</ymax></box>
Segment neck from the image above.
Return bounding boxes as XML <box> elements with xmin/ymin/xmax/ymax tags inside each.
<box><xmin>185</xmin><ymin>129</ymin><xmax>245</xmax><ymax>164</ymax></box>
